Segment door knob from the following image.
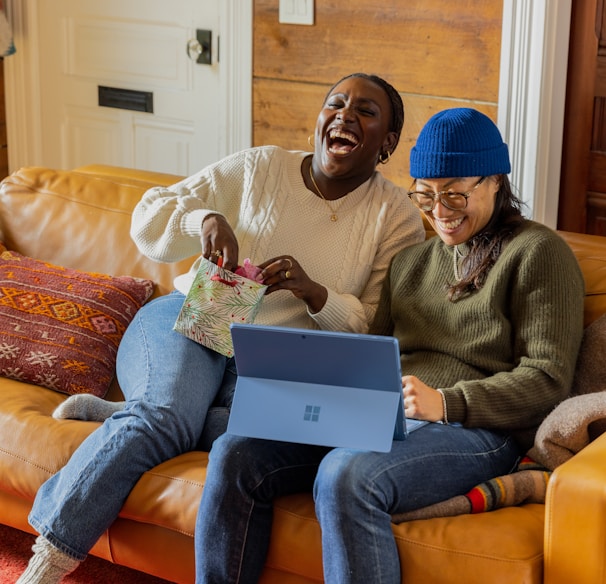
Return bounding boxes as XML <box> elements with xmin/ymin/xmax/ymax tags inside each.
<box><xmin>187</xmin><ymin>39</ymin><xmax>204</xmax><ymax>61</ymax></box>
<box><xmin>187</xmin><ymin>29</ymin><xmax>212</xmax><ymax>65</ymax></box>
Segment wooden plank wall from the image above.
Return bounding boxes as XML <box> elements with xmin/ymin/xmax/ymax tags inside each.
<box><xmin>253</xmin><ymin>0</ymin><xmax>503</xmax><ymax>187</ymax></box>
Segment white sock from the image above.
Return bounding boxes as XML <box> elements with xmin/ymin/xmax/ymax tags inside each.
<box><xmin>52</xmin><ymin>394</ymin><xmax>126</xmax><ymax>422</ymax></box>
<box><xmin>16</xmin><ymin>535</ymin><xmax>82</xmax><ymax>584</ymax></box>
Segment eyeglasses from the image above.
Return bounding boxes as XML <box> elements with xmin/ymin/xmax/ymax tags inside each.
<box><xmin>407</xmin><ymin>177</ymin><xmax>486</xmax><ymax>212</ymax></box>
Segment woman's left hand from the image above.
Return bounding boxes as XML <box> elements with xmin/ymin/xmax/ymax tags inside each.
<box><xmin>259</xmin><ymin>256</ymin><xmax>328</xmax><ymax>314</ymax></box>
<box><xmin>402</xmin><ymin>375</ymin><xmax>445</xmax><ymax>422</ymax></box>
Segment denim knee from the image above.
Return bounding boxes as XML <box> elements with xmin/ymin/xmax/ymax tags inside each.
<box><xmin>314</xmin><ymin>449</ymin><xmax>373</xmax><ymax>509</ymax></box>
<box><xmin>208</xmin><ymin>434</ymin><xmax>252</xmax><ymax>477</ymax></box>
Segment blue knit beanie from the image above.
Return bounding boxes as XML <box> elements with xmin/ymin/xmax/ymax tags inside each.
<box><xmin>409</xmin><ymin>108</ymin><xmax>511</xmax><ymax>179</ymax></box>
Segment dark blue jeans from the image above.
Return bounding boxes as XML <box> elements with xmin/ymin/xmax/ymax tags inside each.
<box><xmin>195</xmin><ymin>424</ymin><xmax>520</xmax><ymax>583</ymax></box>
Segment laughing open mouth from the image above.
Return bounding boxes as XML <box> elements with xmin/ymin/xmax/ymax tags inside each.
<box><xmin>436</xmin><ymin>217</ymin><xmax>465</xmax><ymax>230</ymax></box>
<box><xmin>327</xmin><ymin>128</ymin><xmax>360</xmax><ymax>154</ymax></box>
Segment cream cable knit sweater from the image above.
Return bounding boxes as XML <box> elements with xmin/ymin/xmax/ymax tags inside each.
<box><xmin>131</xmin><ymin>146</ymin><xmax>425</xmax><ymax>333</ymax></box>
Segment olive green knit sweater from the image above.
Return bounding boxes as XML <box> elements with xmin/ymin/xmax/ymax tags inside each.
<box><xmin>370</xmin><ymin>221</ymin><xmax>586</xmax><ymax>451</ymax></box>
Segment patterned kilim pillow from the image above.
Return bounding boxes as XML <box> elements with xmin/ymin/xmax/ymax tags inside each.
<box><xmin>0</xmin><ymin>249</ymin><xmax>154</xmax><ymax>397</ymax></box>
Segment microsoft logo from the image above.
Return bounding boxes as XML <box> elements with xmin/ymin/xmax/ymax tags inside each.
<box><xmin>304</xmin><ymin>405</ymin><xmax>321</xmax><ymax>422</ymax></box>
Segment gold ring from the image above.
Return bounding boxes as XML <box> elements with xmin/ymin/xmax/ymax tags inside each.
<box><xmin>212</xmin><ymin>250</ymin><xmax>222</xmax><ymax>257</ymax></box>
<box><xmin>285</xmin><ymin>258</ymin><xmax>293</xmax><ymax>269</ymax></box>
<box><xmin>284</xmin><ymin>270</ymin><xmax>292</xmax><ymax>279</ymax></box>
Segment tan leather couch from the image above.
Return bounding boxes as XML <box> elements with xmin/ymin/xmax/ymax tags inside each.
<box><xmin>0</xmin><ymin>165</ymin><xmax>605</xmax><ymax>584</ymax></box>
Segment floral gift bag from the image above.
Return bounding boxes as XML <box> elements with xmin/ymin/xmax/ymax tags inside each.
<box><xmin>173</xmin><ymin>258</ymin><xmax>267</xmax><ymax>357</ymax></box>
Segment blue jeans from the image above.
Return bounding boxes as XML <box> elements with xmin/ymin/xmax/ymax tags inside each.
<box><xmin>29</xmin><ymin>291</ymin><xmax>236</xmax><ymax>560</ymax></box>
<box><xmin>195</xmin><ymin>424</ymin><xmax>520</xmax><ymax>584</ymax></box>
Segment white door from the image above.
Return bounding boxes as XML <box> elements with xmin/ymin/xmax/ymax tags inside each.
<box><xmin>4</xmin><ymin>0</ymin><xmax>251</xmax><ymax>176</ymax></box>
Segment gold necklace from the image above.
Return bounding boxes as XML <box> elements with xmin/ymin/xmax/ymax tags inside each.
<box><xmin>308</xmin><ymin>164</ymin><xmax>344</xmax><ymax>222</ymax></box>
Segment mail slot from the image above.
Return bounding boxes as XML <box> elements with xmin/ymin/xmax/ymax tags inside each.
<box><xmin>98</xmin><ymin>86</ymin><xmax>153</xmax><ymax>113</ymax></box>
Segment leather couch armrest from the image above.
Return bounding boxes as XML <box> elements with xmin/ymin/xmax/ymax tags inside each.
<box><xmin>544</xmin><ymin>431</ymin><xmax>606</xmax><ymax>584</ymax></box>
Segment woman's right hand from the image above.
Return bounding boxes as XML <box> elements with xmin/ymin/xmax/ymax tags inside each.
<box><xmin>402</xmin><ymin>375</ymin><xmax>445</xmax><ymax>422</ymax></box>
<box><xmin>200</xmin><ymin>214</ymin><xmax>239</xmax><ymax>271</ymax></box>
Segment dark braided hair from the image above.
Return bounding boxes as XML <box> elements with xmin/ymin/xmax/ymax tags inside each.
<box><xmin>448</xmin><ymin>175</ymin><xmax>525</xmax><ymax>301</ymax></box>
<box><xmin>323</xmin><ymin>73</ymin><xmax>405</xmax><ymax>152</ymax></box>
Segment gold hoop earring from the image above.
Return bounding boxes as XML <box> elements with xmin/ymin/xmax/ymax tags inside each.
<box><xmin>307</xmin><ymin>135</ymin><xmax>315</xmax><ymax>148</ymax></box>
<box><xmin>379</xmin><ymin>150</ymin><xmax>391</xmax><ymax>164</ymax></box>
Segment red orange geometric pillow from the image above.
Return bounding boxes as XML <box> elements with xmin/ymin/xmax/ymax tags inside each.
<box><xmin>0</xmin><ymin>249</ymin><xmax>154</xmax><ymax>397</ymax></box>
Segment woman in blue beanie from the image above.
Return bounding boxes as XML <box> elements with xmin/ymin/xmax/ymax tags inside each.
<box><xmin>194</xmin><ymin>108</ymin><xmax>586</xmax><ymax>583</ymax></box>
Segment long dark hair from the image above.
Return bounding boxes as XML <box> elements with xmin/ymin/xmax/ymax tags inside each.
<box><xmin>449</xmin><ymin>175</ymin><xmax>525</xmax><ymax>301</ymax></box>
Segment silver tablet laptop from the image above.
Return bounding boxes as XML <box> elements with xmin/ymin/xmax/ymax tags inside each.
<box><xmin>227</xmin><ymin>323</ymin><xmax>427</xmax><ymax>453</ymax></box>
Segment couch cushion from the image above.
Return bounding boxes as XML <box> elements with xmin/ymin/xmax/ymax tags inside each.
<box><xmin>0</xmin><ymin>248</ymin><xmax>153</xmax><ymax>397</ymax></box>
<box><xmin>264</xmin><ymin>494</ymin><xmax>544</xmax><ymax>584</ymax></box>
<box><xmin>0</xmin><ymin>379</ymin><xmax>96</xmax><ymax>498</ymax></box>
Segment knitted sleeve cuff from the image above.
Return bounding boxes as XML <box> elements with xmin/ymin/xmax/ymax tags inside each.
<box><xmin>306</xmin><ymin>288</ymin><xmax>367</xmax><ymax>332</ymax></box>
<box><xmin>182</xmin><ymin>209</ymin><xmax>224</xmax><ymax>237</ymax></box>
<box><xmin>437</xmin><ymin>389</ymin><xmax>449</xmax><ymax>424</ymax></box>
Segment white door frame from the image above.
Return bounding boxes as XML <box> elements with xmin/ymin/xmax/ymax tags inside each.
<box><xmin>218</xmin><ymin>0</ymin><xmax>253</xmax><ymax>158</ymax></box>
<box><xmin>4</xmin><ymin>0</ymin><xmax>570</xmax><ymax>229</ymax></box>
<box><xmin>498</xmin><ymin>0</ymin><xmax>572</xmax><ymax>228</ymax></box>
<box><xmin>4</xmin><ymin>0</ymin><xmax>43</xmax><ymax>170</ymax></box>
